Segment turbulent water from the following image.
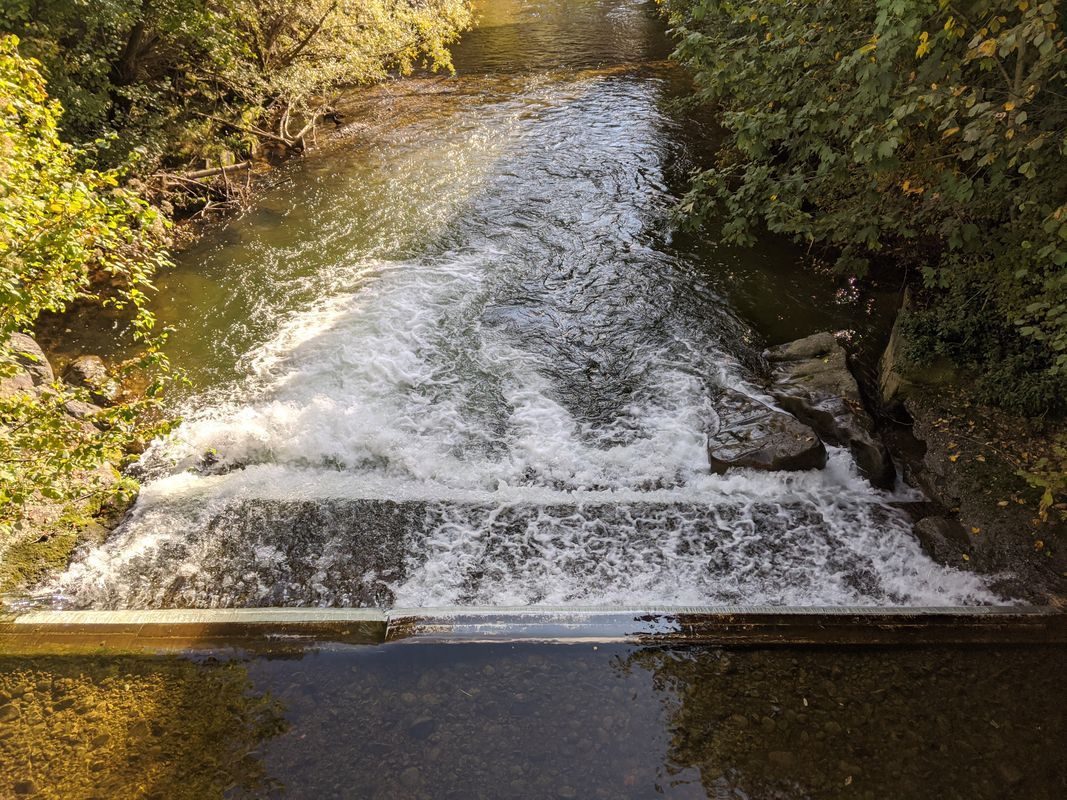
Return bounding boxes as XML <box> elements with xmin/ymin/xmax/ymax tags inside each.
<box><xmin>46</xmin><ymin>0</ymin><xmax>997</xmax><ymax>609</ymax></box>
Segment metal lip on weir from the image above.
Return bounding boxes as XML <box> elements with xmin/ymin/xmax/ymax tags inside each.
<box><xmin>1</xmin><ymin>604</ymin><xmax>1066</xmax><ymax>652</ymax></box>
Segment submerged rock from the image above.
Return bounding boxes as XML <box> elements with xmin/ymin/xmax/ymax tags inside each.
<box><xmin>765</xmin><ymin>332</ymin><xmax>895</xmax><ymax>489</ymax></box>
<box><xmin>707</xmin><ymin>389</ymin><xmax>827</xmax><ymax>474</ymax></box>
<box><xmin>63</xmin><ymin>355</ymin><xmax>118</xmax><ymax>405</ymax></box>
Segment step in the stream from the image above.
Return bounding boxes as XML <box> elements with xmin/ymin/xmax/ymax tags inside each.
<box><xmin>45</xmin><ymin>497</ymin><xmax>960</xmax><ymax>610</ymax></box>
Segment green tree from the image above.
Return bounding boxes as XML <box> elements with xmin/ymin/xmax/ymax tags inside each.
<box><xmin>219</xmin><ymin>0</ymin><xmax>474</xmax><ymax>147</ymax></box>
<box><xmin>0</xmin><ymin>1</ymin><xmax>474</xmax><ymax>170</ymax></box>
<box><xmin>661</xmin><ymin>0</ymin><xmax>1067</xmax><ymax>414</ymax></box>
<box><xmin>0</xmin><ymin>34</ymin><xmax>176</xmax><ymax>540</ymax></box>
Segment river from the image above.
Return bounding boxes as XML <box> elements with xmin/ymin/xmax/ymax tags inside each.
<box><xmin>46</xmin><ymin>0</ymin><xmax>996</xmax><ymax>609</ymax></box>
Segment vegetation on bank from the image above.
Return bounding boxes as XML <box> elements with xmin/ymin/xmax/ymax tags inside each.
<box><xmin>1</xmin><ymin>0</ymin><xmax>473</xmax><ymax>210</ymax></box>
<box><xmin>660</xmin><ymin>0</ymin><xmax>1067</xmax><ymax>420</ymax></box>
<box><xmin>0</xmin><ymin>35</ymin><xmax>174</xmax><ymax>542</ymax></box>
<box><xmin>0</xmin><ymin>2</ymin><xmax>473</xmax><ymax>545</ymax></box>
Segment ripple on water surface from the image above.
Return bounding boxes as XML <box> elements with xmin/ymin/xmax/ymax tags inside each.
<box><xmin>46</xmin><ymin>3</ymin><xmax>999</xmax><ymax>610</ymax></box>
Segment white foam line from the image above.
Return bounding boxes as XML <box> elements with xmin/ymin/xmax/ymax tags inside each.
<box><xmin>9</xmin><ymin>605</ymin><xmax>1053</xmax><ymax>627</ymax></box>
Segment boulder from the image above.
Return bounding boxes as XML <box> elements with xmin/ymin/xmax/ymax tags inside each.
<box><xmin>64</xmin><ymin>399</ymin><xmax>104</xmax><ymax>421</ymax></box>
<box><xmin>765</xmin><ymin>332</ymin><xmax>895</xmax><ymax>489</ymax></box>
<box><xmin>63</xmin><ymin>355</ymin><xmax>118</xmax><ymax>405</ymax></box>
<box><xmin>8</xmin><ymin>332</ymin><xmax>54</xmax><ymax>386</ymax></box>
<box><xmin>0</xmin><ymin>369</ymin><xmax>36</xmax><ymax>399</ymax></box>
<box><xmin>1</xmin><ymin>333</ymin><xmax>54</xmax><ymax>399</ymax></box>
<box><xmin>912</xmin><ymin>517</ymin><xmax>975</xmax><ymax>566</ymax></box>
<box><xmin>2</xmin><ymin>333</ymin><xmax>55</xmax><ymax>397</ymax></box>
<box><xmin>708</xmin><ymin>389</ymin><xmax>827</xmax><ymax>474</ymax></box>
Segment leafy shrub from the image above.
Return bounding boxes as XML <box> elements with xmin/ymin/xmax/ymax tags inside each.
<box><xmin>660</xmin><ymin>0</ymin><xmax>1067</xmax><ymax>415</ymax></box>
<box><xmin>0</xmin><ymin>35</ymin><xmax>176</xmax><ymax>539</ymax></box>
<box><xmin>1020</xmin><ymin>433</ymin><xmax>1067</xmax><ymax>519</ymax></box>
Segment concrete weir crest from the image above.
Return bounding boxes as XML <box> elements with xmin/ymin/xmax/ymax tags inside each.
<box><xmin>1</xmin><ymin>605</ymin><xmax>1065</xmax><ymax>653</ymax></box>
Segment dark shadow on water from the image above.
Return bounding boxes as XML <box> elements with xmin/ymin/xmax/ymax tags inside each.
<box><xmin>628</xmin><ymin>644</ymin><xmax>1067</xmax><ymax>800</ymax></box>
<box><xmin>3</xmin><ymin>643</ymin><xmax>1064</xmax><ymax>799</ymax></box>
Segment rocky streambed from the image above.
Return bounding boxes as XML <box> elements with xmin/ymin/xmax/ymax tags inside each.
<box><xmin>0</xmin><ymin>321</ymin><xmax>1025</xmax><ymax>609</ymax></box>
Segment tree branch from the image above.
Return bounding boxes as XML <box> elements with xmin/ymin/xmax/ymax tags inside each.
<box><xmin>279</xmin><ymin>1</ymin><xmax>339</xmax><ymax>68</ymax></box>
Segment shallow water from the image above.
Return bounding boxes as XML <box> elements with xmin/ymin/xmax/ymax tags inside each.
<box><xmin>2</xmin><ymin>643</ymin><xmax>1065</xmax><ymax>799</ymax></box>
<box><xmin>45</xmin><ymin>0</ymin><xmax>996</xmax><ymax>608</ymax></box>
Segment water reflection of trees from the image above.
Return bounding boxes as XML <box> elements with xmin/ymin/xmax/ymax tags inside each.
<box><xmin>0</xmin><ymin>655</ymin><xmax>287</xmax><ymax>799</ymax></box>
<box><xmin>624</xmin><ymin>646</ymin><xmax>1067</xmax><ymax>800</ymax></box>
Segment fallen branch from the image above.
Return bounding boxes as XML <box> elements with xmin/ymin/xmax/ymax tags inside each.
<box><xmin>172</xmin><ymin>161</ymin><xmax>252</xmax><ymax>181</ymax></box>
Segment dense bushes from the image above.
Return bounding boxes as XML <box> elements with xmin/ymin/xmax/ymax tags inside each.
<box><xmin>661</xmin><ymin>0</ymin><xmax>1067</xmax><ymax>415</ymax></box>
<box><xmin>0</xmin><ymin>35</ymin><xmax>176</xmax><ymax>538</ymax></box>
<box><xmin>1</xmin><ymin>0</ymin><xmax>474</xmax><ymax>172</ymax></box>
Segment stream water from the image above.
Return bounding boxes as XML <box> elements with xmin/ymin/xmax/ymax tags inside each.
<box><xmin>3</xmin><ymin>643</ymin><xmax>1066</xmax><ymax>799</ymax></box>
<box><xmin>46</xmin><ymin>0</ymin><xmax>997</xmax><ymax>609</ymax></box>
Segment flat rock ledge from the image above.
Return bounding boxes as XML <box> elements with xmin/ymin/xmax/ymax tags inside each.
<box><xmin>708</xmin><ymin>389</ymin><xmax>827</xmax><ymax>474</ymax></box>
<box><xmin>765</xmin><ymin>332</ymin><xmax>895</xmax><ymax>489</ymax></box>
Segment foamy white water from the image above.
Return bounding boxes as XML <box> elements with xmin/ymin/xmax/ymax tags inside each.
<box><xmin>45</xmin><ymin>10</ymin><xmax>999</xmax><ymax>609</ymax></box>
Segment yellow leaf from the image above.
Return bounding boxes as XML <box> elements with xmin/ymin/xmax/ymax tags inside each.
<box><xmin>948</xmin><ymin>454</ymin><xmax>959</xmax><ymax>462</ymax></box>
<box><xmin>975</xmin><ymin>39</ymin><xmax>997</xmax><ymax>58</ymax></box>
<box><xmin>942</xmin><ymin>126</ymin><xmax>960</xmax><ymax>138</ymax></box>
<box><xmin>859</xmin><ymin>35</ymin><xmax>879</xmax><ymax>55</ymax></box>
<box><xmin>962</xmin><ymin>554</ymin><xmax>970</xmax><ymax>561</ymax></box>
<box><xmin>1004</xmin><ymin>100</ymin><xmax>1016</xmax><ymax>111</ymax></box>
<box><xmin>971</xmin><ymin>527</ymin><xmax>981</xmax><ymax>535</ymax></box>
<box><xmin>916</xmin><ymin>31</ymin><xmax>931</xmax><ymax>58</ymax></box>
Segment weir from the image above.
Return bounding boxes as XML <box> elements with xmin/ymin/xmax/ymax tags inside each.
<box><xmin>37</xmin><ymin>0</ymin><xmax>1011</xmax><ymax>614</ymax></box>
<box><xmin>2</xmin><ymin>606</ymin><xmax>1064</xmax><ymax>653</ymax></box>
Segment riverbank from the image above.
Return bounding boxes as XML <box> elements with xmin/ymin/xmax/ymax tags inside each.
<box><xmin>725</xmin><ymin>322</ymin><xmax>1067</xmax><ymax>605</ymax></box>
<box><xmin>882</xmin><ymin>371</ymin><xmax>1067</xmax><ymax>602</ymax></box>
